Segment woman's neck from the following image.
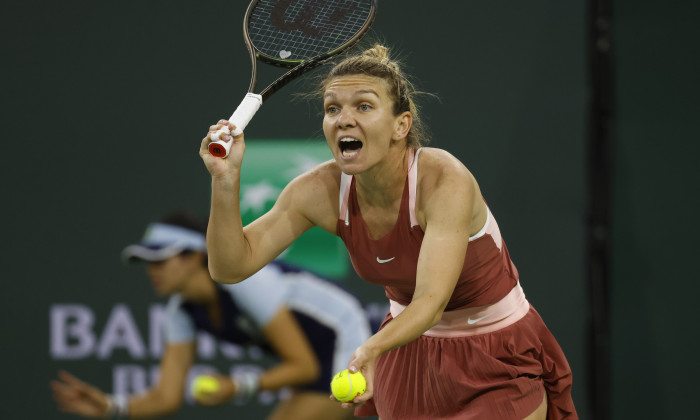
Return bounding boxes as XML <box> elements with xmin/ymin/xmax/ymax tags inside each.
<box><xmin>355</xmin><ymin>146</ymin><xmax>410</xmax><ymax>207</ymax></box>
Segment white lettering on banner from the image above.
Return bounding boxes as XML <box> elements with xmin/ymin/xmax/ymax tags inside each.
<box><xmin>50</xmin><ymin>302</ymin><xmax>390</xmax><ymax>361</ymax></box>
<box><xmin>50</xmin><ymin>303</ymin><xmax>252</xmax><ymax>360</ymax></box>
<box><xmin>97</xmin><ymin>304</ymin><xmax>146</xmax><ymax>360</ymax></box>
<box><xmin>50</xmin><ymin>304</ymin><xmax>96</xmax><ymax>359</ymax></box>
<box><xmin>114</xmin><ymin>365</ymin><xmax>150</xmax><ymax>396</ymax></box>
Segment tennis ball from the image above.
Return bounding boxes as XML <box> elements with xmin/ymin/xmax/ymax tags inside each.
<box><xmin>191</xmin><ymin>375</ymin><xmax>220</xmax><ymax>400</ymax></box>
<box><xmin>330</xmin><ymin>369</ymin><xmax>366</xmax><ymax>402</ymax></box>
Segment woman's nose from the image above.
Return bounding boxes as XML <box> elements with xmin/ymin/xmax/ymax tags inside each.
<box><xmin>336</xmin><ymin>109</ymin><xmax>356</xmax><ymax>128</ymax></box>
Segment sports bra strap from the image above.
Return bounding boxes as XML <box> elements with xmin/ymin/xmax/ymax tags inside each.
<box><xmin>339</xmin><ymin>172</ymin><xmax>352</xmax><ymax>226</ymax></box>
<box><xmin>408</xmin><ymin>148</ymin><xmax>422</xmax><ymax>227</ymax></box>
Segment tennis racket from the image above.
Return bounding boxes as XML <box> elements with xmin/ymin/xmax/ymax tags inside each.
<box><xmin>208</xmin><ymin>0</ymin><xmax>378</xmax><ymax>158</ymax></box>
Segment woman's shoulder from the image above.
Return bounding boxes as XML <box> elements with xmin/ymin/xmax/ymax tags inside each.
<box><xmin>417</xmin><ymin>147</ymin><xmax>472</xmax><ymax>183</ymax></box>
<box><xmin>288</xmin><ymin>158</ymin><xmax>342</xmax><ymax>189</ymax></box>
<box><xmin>414</xmin><ymin>148</ymin><xmax>482</xmax><ymax>224</ymax></box>
<box><xmin>281</xmin><ymin>159</ymin><xmax>342</xmax><ymax>228</ymax></box>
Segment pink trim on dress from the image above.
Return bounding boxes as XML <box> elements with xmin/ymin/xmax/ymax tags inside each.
<box><xmin>389</xmin><ymin>282</ymin><xmax>529</xmax><ymax>337</ymax></box>
<box><xmin>408</xmin><ymin>148</ymin><xmax>421</xmax><ymax>228</ymax></box>
<box><xmin>468</xmin><ymin>208</ymin><xmax>491</xmax><ymax>242</ymax></box>
<box><xmin>485</xmin><ymin>208</ymin><xmax>503</xmax><ymax>250</ymax></box>
<box><xmin>468</xmin><ymin>208</ymin><xmax>503</xmax><ymax>250</ymax></box>
<box><xmin>339</xmin><ymin>172</ymin><xmax>352</xmax><ymax>226</ymax></box>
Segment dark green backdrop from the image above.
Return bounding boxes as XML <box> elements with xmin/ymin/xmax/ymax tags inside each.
<box><xmin>6</xmin><ymin>1</ymin><xmax>694</xmax><ymax>419</ymax></box>
<box><xmin>5</xmin><ymin>1</ymin><xmax>587</xmax><ymax>419</ymax></box>
<box><xmin>611</xmin><ymin>1</ymin><xmax>700</xmax><ymax>419</ymax></box>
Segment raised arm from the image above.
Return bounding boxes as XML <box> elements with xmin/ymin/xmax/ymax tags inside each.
<box><xmin>200</xmin><ymin>122</ymin><xmax>338</xmax><ymax>284</ymax></box>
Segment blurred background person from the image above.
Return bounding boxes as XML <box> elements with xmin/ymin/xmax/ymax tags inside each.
<box><xmin>51</xmin><ymin>210</ymin><xmax>371</xmax><ymax>420</ymax></box>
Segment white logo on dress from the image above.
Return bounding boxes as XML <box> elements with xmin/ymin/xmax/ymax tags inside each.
<box><xmin>467</xmin><ymin>313</ymin><xmax>493</xmax><ymax>325</ymax></box>
<box><xmin>376</xmin><ymin>257</ymin><xmax>396</xmax><ymax>264</ymax></box>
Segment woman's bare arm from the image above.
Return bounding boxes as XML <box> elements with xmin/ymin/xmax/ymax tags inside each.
<box><xmin>206</xmin><ymin>154</ymin><xmax>340</xmax><ymax>284</ymax></box>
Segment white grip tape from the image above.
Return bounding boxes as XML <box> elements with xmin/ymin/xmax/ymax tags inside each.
<box><xmin>228</xmin><ymin>92</ymin><xmax>262</xmax><ymax>135</ymax></box>
<box><xmin>211</xmin><ymin>93</ymin><xmax>263</xmax><ymax>140</ymax></box>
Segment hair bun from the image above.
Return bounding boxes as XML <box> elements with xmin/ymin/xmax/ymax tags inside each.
<box><xmin>361</xmin><ymin>44</ymin><xmax>390</xmax><ymax>61</ymax></box>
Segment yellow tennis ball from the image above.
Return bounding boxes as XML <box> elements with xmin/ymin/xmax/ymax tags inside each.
<box><xmin>191</xmin><ymin>375</ymin><xmax>220</xmax><ymax>399</ymax></box>
<box><xmin>330</xmin><ymin>369</ymin><xmax>366</xmax><ymax>402</ymax></box>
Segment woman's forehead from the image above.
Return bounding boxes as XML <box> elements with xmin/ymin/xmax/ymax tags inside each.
<box><xmin>324</xmin><ymin>75</ymin><xmax>390</xmax><ymax>96</ymax></box>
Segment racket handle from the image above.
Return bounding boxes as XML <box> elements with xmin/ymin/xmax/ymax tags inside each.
<box><xmin>209</xmin><ymin>93</ymin><xmax>263</xmax><ymax>158</ymax></box>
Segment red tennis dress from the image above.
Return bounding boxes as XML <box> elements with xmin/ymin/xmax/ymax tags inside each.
<box><xmin>336</xmin><ymin>148</ymin><xmax>577</xmax><ymax>419</ymax></box>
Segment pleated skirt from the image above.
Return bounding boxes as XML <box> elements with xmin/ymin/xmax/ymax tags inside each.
<box><xmin>355</xmin><ymin>306</ymin><xmax>577</xmax><ymax>420</ymax></box>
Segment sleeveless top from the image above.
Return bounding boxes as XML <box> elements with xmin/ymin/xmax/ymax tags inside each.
<box><xmin>336</xmin><ymin>148</ymin><xmax>519</xmax><ymax>310</ymax></box>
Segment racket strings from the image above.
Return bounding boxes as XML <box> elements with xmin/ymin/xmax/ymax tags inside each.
<box><xmin>248</xmin><ymin>0</ymin><xmax>372</xmax><ymax>62</ymax></box>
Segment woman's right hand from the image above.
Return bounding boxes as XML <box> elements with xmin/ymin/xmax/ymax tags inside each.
<box><xmin>200</xmin><ymin>119</ymin><xmax>246</xmax><ymax>180</ymax></box>
<box><xmin>50</xmin><ymin>370</ymin><xmax>110</xmax><ymax>418</ymax></box>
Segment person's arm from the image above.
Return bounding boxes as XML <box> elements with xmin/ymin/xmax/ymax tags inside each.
<box><xmin>346</xmin><ymin>152</ymin><xmax>480</xmax><ymax>406</ymax></box>
<box><xmin>127</xmin><ymin>342</ymin><xmax>195</xmax><ymax>417</ymax></box>
<box><xmin>256</xmin><ymin>306</ymin><xmax>321</xmax><ymax>390</ymax></box>
<box><xmin>51</xmin><ymin>342</ymin><xmax>195</xmax><ymax>418</ymax></box>
<box><xmin>194</xmin><ymin>306</ymin><xmax>322</xmax><ymax>407</ymax></box>
<box><xmin>207</xmin><ymin>171</ymin><xmax>315</xmax><ymax>284</ymax></box>
<box><xmin>200</xmin><ymin>125</ymin><xmax>338</xmax><ymax>284</ymax></box>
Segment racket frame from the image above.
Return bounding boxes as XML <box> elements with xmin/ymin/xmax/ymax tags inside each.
<box><xmin>208</xmin><ymin>0</ymin><xmax>377</xmax><ymax>158</ymax></box>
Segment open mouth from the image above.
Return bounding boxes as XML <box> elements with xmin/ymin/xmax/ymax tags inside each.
<box><xmin>339</xmin><ymin>137</ymin><xmax>363</xmax><ymax>158</ymax></box>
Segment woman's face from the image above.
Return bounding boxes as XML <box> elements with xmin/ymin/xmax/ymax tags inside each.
<box><xmin>322</xmin><ymin>75</ymin><xmax>405</xmax><ymax>174</ymax></box>
<box><xmin>146</xmin><ymin>253</ymin><xmax>200</xmax><ymax>296</ymax></box>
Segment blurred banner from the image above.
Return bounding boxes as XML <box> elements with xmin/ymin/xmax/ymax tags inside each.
<box><xmin>49</xmin><ymin>302</ymin><xmax>282</xmax><ymax>406</ymax></box>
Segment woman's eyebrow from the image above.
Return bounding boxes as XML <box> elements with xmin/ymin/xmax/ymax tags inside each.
<box><xmin>354</xmin><ymin>89</ymin><xmax>379</xmax><ymax>97</ymax></box>
<box><xmin>323</xmin><ymin>89</ymin><xmax>380</xmax><ymax>99</ymax></box>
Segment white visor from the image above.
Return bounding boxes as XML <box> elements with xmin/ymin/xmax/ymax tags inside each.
<box><xmin>121</xmin><ymin>223</ymin><xmax>207</xmax><ymax>262</ymax></box>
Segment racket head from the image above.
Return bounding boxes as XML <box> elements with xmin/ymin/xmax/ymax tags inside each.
<box><xmin>244</xmin><ymin>0</ymin><xmax>377</xmax><ymax>68</ymax></box>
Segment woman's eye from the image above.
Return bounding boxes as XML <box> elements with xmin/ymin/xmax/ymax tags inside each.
<box><xmin>359</xmin><ymin>104</ymin><xmax>372</xmax><ymax>111</ymax></box>
<box><xmin>326</xmin><ymin>106</ymin><xmax>339</xmax><ymax>114</ymax></box>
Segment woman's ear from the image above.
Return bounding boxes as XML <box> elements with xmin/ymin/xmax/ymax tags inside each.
<box><xmin>393</xmin><ymin>111</ymin><xmax>413</xmax><ymax>140</ymax></box>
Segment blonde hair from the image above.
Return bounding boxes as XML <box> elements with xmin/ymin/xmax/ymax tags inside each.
<box><xmin>321</xmin><ymin>44</ymin><xmax>430</xmax><ymax>147</ymax></box>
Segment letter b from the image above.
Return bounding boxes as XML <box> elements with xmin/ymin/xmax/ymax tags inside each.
<box><xmin>50</xmin><ymin>304</ymin><xmax>96</xmax><ymax>359</ymax></box>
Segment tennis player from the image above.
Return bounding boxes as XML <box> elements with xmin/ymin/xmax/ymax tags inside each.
<box><xmin>51</xmin><ymin>210</ymin><xmax>369</xmax><ymax>420</ymax></box>
<box><xmin>201</xmin><ymin>44</ymin><xmax>578</xmax><ymax>419</ymax></box>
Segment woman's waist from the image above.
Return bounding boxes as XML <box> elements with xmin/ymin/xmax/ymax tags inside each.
<box><xmin>389</xmin><ymin>281</ymin><xmax>530</xmax><ymax>337</ymax></box>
